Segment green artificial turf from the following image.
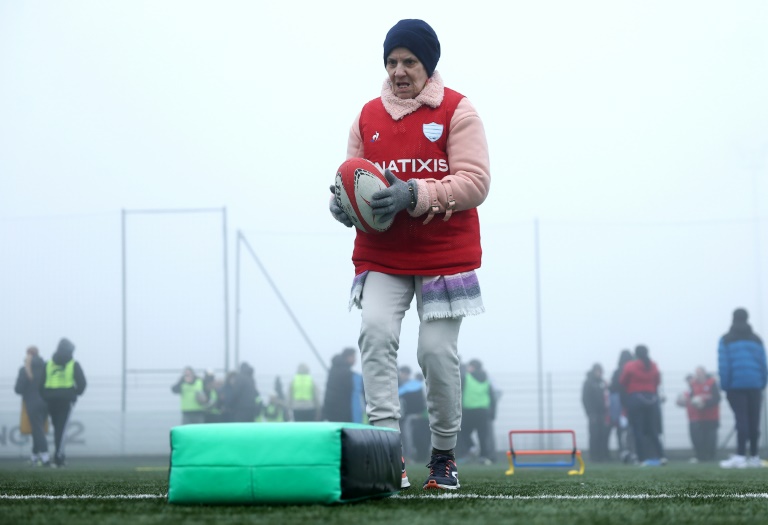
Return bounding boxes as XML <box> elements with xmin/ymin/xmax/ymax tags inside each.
<box><xmin>1</xmin><ymin>458</ymin><xmax>767</xmax><ymax>525</ymax></box>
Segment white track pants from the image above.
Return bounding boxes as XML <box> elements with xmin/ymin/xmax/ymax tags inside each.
<box><xmin>358</xmin><ymin>271</ymin><xmax>462</xmax><ymax>451</ymax></box>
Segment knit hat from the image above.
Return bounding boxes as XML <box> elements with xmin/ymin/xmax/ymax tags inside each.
<box><xmin>733</xmin><ymin>308</ymin><xmax>749</xmax><ymax>323</ymax></box>
<box><xmin>383</xmin><ymin>19</ymin><xmax>441</xmax><ymax>77</ymax></box>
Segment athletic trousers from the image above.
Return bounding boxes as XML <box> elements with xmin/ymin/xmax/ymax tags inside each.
<box><xmin>47</xmin><ymin>398</ymin><xmax>74</xmax><ymax>462</ymax></box>
<box><xmin>25</xmin><ymin>399</ymin><xmax>49</xmax><ymax>456</ymax></box>
<box><xmin>359</xmin><ymin>272</ymin><xmax>462</xmax><ymax>451</ymax></box>
<box><xmin>727</xmin><ymin>389</ymin><xmax>762</xmax><ymax>457</ymax></box>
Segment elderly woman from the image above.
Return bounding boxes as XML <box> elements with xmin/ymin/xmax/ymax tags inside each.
<box><xmin>329</xmin><ymin>19</ymin><xmax>490</xmax><ymax>490</ymax></box>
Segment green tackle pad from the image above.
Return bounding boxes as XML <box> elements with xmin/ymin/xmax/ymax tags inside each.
<box><xmin>168</xmin><ymin>422</ymin><xmax>401</xmax><ymax>505</ymax></box>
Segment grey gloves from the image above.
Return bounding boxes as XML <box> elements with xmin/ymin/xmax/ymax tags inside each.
<box><xmin>329</xmin><ymin>185</ymin><xmax>353</xmax><ymax>227</ymax></box>
<box><xmin>370</xmin><ymin>170</ymin><xmax>417</xmax><ymax>224</ymax></box>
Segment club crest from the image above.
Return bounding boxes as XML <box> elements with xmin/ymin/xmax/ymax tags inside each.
<box><xmin>423</xmin><ymin>122</ymin><xmax>443</xmax><ymax>142</ymax></box>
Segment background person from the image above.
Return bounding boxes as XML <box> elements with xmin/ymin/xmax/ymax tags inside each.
<box><xmin>41</xmin><ymin>338</ymin><xmax>86</xmax><ymax>468</ymax></box>
<box><xmin>582</xmin><ymin>363</ymin><xmax>610</xmax><ymax>462</ymax></box>
<box><xmin>289</xmin><ymin>363</ymin><xmax>321</xmax><ymax>422</ymax></box>
<box><xmin>202</xmin><ymin>370</ymin><xmax>223</xmax><ymax>423</ymax></box>
<box><xmin>222</xmin><ymin>362</ymin><xmax>262</xmax><ymax>422</ymax></box>
<box><xmin>171</xmin><ymin>366</ymin><xmax>206</xmax><ymax>425</ymax></box>
<box><xmin>322</xmin><ymin>348</ymin><xmax>358</xmax><ymax>423</ymax></box>
<box><xmin>328</xmin><ymin>18</ymin><xmax>490</xmax><ymax>491</ymax></box>
<box><xmin>258</xmin><ymin>393</ymin><xmax>286</xmax><ymax>422</ymax></box>
<box><xmin>398</xmin><ymin>365</ymin><xmax>428</xmax><ymax>462</ymax></box>
<box><xmin>676</xmin><ymin>366</ymin><xmax>720</xmax><ymax>462</ymax></box>
<box><xmin>458</xmin><ymin>359</ymin><xmax>496</xmax><ymax>464</ymax></box>
<box><xmin>14</xmin><ymin>346</ymin><xmax>50</xmax><ymax>467</ymax></box>
<box><xmin>718</xmin><ymin>308</ymin><xmax>767</xmax><ymax>468</ymax></box>
<box><xmin>620</xmin><ymin>345</ymin><xmax>665</xmax><ymax>466</ymax></box>
<box><xmin>609</xmin><ymin>349</ymin><xmax>635</xmax><ymax>463</ymax></box>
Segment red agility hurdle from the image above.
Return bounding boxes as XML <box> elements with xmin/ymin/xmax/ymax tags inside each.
<box><xmin>505</xmin><ymin>429</ymin><xmax>585</xmax><ymax>475</ymax></box>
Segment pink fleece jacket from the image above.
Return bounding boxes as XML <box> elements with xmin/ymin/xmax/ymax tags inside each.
<box><xmin>346</xmin><ymin>71</ymin><xmax>491</xmax><ymax>220</ymax></box>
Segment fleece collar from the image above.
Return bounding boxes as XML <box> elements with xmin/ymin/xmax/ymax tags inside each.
<box><xmin>380</xmin><ymin>71</ymin><xmax>444</xmax><ymax>121</ymax></box>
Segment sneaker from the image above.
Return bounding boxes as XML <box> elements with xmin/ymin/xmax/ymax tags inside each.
<box><xmin>423</xmin><ymin>454</ymin><xmax>460</xmax><ymax>490</ymax></box>
<box><xmin>688</xmin><ymin>457</ymin><xmax>699</xmax><ymax>464</ymax></box>
<box><xmin>747</xmin><ymin>456</ymin><xmax>764</xmax><ymax>468</ymax></box>
<box><xmin>401</xmin><ymin>457</ymin><xmax>411</xmax><ymax>489</ymax></box>
<box><xmin>720</xmin><ymin>454</ymin><xmax>747</xmax><ymax>469</ymax></box>
<box><xmin>640</xmin><ymin>459</ymin><xmax>661</xmax><ymax>467</ymax></box>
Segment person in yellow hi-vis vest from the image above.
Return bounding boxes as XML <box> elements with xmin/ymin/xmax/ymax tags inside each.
<box><xmin>171</xmin><ymin>367</ymin><xmax>206</xmax><ymax>425</ymax></box>
<box><xmin>288</xmin><ymin>363</ymin><xmax>321</xmax><ymax>421</ymax></box>
<box><xmin>42</xmin><ymin>338</ymin><xmax>87</xmax><ymax>468</ymax></box>
<box><xmin>258</xmin><ymin>394</ymin><xmax>287</xmax><ymax>422</ymax></box>
<box><xmin>457</xmin><ymin>359</ymin><xmax>496</xmax><ymax>464</ymax></box>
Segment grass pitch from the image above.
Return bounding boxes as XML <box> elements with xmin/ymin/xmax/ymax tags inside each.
<box><xmin>1</xmin><ymin>457</ymin><xmax>767</xmax><ymax>524</ymax></box>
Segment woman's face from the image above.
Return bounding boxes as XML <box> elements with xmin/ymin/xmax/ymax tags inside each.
<box><xmin>386</xmin><ymin>47</ymin><xmax>429</xmax><ymax>99</ymax></box>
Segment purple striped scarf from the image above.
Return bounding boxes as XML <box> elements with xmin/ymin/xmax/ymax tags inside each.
<box><xmin>349</xmin><ymin>270</ymin><xmax>484</xmax><ymax>320</ymax></box>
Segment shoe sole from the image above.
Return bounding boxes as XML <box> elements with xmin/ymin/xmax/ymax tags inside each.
<box><xmin>423</xmin><ymin>479</ymin><xmax>460</xmax><ymax>490</ymax></box>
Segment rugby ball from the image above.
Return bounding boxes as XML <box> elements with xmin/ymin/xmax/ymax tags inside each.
<box><xmin>334</xmin><ymin>157</ymin><xmax>394</xmax><ymax>233</ymax></box>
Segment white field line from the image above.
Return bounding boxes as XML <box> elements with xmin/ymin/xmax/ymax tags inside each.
<box><xmin>394</xmin><ymin>493</ymin><xmax>768</xmax><ymax>500</ymax></box>
<box><xmin>3</xmin><ymin>493</ymin><xmax>768</xmax><ymax>501</ymax></box>
<box><xmin>0</xmin><ymin>494</ymin><xmax>166</xmax><ymax>500</ymax></box>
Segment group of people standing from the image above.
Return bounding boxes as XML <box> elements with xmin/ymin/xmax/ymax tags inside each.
<box><xmin>171</xmin><ymin>363</ymin><xmax>264</xmax><ymax>424</ymax></box>
<box><xmin>582</xmin><ymin>346</ymin><xmax>666</xmax><ymax>465</ymax></box>
<box><xmin>583</xmin><ymin>307</ymin><xmax>767</xmax><ymax>467</ymax></box>
<box><xmin>172</xmin><ymin>361</ymin><xmax>326</xmax><ymax>425</ymax></box>
<box><xmin>171</xmin><ymin>349</ymin><xmax>365</xmax><ymax>427</ymax></box>
<box><xmin>14</xmin><ymin>338</ymin><xmax>87</xmax><ymax>468</ymax></box>
<box><xmin>172</xmin><ymin>346</ymin><xmax>499</xmax><ymax>476</ymax></box>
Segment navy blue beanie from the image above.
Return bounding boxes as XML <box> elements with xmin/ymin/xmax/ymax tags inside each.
<box><xmin>383</xmin><ymin>19</ymin><xmax>441</xmax><ymax>77</ymax></box>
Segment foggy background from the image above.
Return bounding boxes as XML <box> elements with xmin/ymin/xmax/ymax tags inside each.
<box><xmin>1</xmin><ymin>1</ymin><xmax>766</xmax><ymax>453</ymax></box>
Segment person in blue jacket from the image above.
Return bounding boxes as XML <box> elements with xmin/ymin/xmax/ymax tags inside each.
<box><xmin>718</xmin><ymin>308</ymin><xmax>767</xmax><ymax>468</ymax></box>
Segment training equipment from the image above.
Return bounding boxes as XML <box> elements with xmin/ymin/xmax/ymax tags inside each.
<box><xmin>334</xmin><ymin>158</ymin><xmax>393</xmax><ymax>233</ymax></box>
<box><xmin>168</xmin><ymin>422</ymin><xmax>401</xmax><ymax>505</ymax></box>
<box><xmin>505</xmin><ymin>429</ymin><xmax>585</xmax><ymax>476</ymax></box>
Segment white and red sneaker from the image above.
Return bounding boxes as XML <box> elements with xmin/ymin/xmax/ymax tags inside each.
<box><xmin>401</xmin><ymin>456</ymin><xmax>411</xmax><ymax>489</ymax></box>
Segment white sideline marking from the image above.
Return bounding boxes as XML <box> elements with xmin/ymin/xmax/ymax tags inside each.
<box><xmin>0</xmin><ymin>494</ymin><xmax>166</xmax><ymax>500</ymax></box>
<box><xmin>3</xmin><ymin>493</ymin><xmax>768</xmax><ymax>501</ymax></box>
<box><xmin>393</xmin><ymin>493</ymin><xmax>768</xmax><ymax>500</ymax></box>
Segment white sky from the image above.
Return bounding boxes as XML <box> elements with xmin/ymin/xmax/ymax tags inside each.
<box><xmin>1</xmin><ymin>1</ymin><xmax>767</xmax><ymax>391</ymax></box>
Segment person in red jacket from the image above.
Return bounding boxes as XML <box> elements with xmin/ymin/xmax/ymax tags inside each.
<box><xmin>676</xmin><ymin>367</ymin><xmax>720</xmax><ymax>462</ymax></box>
<box><xmin>328</xmin><ymin>19</ymin><xmax>490</xmax><ymax>491</ymax></box>
<box><xmin>620</xmin><ymin>345</ymin><xmax>666</xmax><ymax>466</ymax></box>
